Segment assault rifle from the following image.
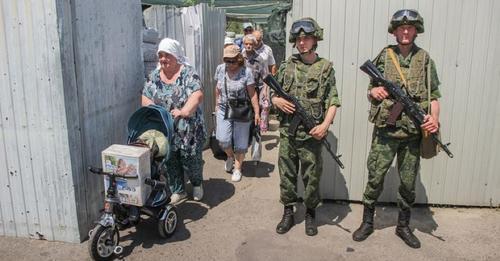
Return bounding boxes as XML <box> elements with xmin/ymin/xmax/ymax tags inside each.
<box><xmin>263</xmin><ymin>75</ymin><xmax>345</xmax><ymax>169</ymax></box>
<box><xmin>359</xmin><ymin>60</ymin><xmax>454</xmax><ymax>158</ymax></box>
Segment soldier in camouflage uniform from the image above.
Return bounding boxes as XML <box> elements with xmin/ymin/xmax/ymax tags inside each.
<box><xmin>271</xmin><ymin>18</ymin><xmax>341</xmax><ymax>236</ymax></box>
<box><xmin>352</xmin><ymin>10</ymin><xmax>441</xmax><ymax>248</ymax></box>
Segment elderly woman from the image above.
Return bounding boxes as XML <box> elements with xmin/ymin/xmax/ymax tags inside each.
<box><xmin>242</xmin><ymin>34</ymin><xmax>271</xmax><ymax>165</ymax></box>
<box><xmin>142</xmin><ymin>38</ymin><xmax>206</xmax><ymax>203</ymax></box>
<box><xmin>215</xmin><ymin>44</ymin><xmax>260</xmax><ymax>182</ymax></box>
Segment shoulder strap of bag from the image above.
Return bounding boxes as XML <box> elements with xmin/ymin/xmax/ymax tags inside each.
<box><xmin>224</xmin><ymin>71</ymin><xmax>229</xmax><ymax>100</ymax></box>
<box><xmin>387</xmin><ymin>48</ymin><xmax>408</xmax><ymax>87</ymax></box>
<box><xmin>224</xmin><ymin>68</ymin><xmax>251</xmax><ymax>101</ymax></box>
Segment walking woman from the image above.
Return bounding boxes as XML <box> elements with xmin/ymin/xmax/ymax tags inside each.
<box><xmin>142</xmin><ymin>38</ymin><xmax>207</xmax><ymax>203</ymax></box>
<box><xmin>214</xmin><ymin>44</ymin><xmax>260</xmax><ymax>182</ymax></box>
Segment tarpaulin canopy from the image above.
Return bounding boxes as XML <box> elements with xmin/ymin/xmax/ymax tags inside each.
<box><xmin>142</xmin><ymin>0</ymin><xmax>291</xmax><ymax>21</ymax></box>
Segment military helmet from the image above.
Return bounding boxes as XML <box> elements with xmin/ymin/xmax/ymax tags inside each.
<box><xmin>288</xmin><ymin>17</ymin><xmax>324</xmax><ymax>43</ymax></box>
<box><xmin>388</xmin><ymin>9</ymin><xmax>424</xmax><ymax>34</ymax></box>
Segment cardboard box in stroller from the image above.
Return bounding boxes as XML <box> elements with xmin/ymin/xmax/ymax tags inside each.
<box><xmin>102</xmin><ymin>144</ymin><xmax>151</xmax><ymax>206</ymax></box>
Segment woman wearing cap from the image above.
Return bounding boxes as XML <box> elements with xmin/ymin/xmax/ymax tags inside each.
<box><xmin>142</xmin><ymin>38</ymin><xmax>207</xmax><ymax>203</ymax></box>
<box><xmin>214</xmin><ymin>44</ymin><xmax>260</xmax><ymax>182</ymax></box>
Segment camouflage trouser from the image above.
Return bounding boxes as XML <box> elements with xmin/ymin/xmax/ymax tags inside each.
<box><xmin>362</xmin><ymin>129</ymin><xmax>421</xmax><ymax>210</ymax></box>
<box><xmin>278</xmin><ymin>132</ymin><xmax>323</xmax><ymax>209</ymax></box>
<box><xmin>166</xmin><ymin>149</ymin><xmax>204</xmax><ymax>194</ymax></box>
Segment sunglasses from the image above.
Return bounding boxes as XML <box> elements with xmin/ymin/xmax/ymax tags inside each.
<box><xmin>392</xmin><ymin>9</ymin><xmax>419</xmax><ymax>22</ymax></box>
<box><xmin>224</xmin><ymin>59</ymin><xmax>238</xmax><ymax>64</ymax></box>
<box><xmin>290</xmin><ymin>20</ymin><xmax>316</xmax><ymax>34</ymax></box>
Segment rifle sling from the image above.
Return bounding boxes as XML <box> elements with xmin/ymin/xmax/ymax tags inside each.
<box><xmin>386</xmin><ymin>48</ymin><xmax>408</xmax><ymax>126</ymax></box>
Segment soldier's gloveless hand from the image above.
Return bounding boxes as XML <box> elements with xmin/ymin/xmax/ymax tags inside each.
<box><xmin>309</xmin><ymin>123</ymin><xmax>329</xmax><ymax>140</ymax></box>
<box><xmin>272</xmin><ymin>96</ymin><xmax>295</xmax><ymax>114</ymax></box>
<box><xmin>421</xmin><ymin>115</ymin><xmax>439</xmax><ymax>133</ymax></box>
<box><xmin>370</xmin><ymin>87</ymin><xmax>390</xmax><ymax>101</ymax></box>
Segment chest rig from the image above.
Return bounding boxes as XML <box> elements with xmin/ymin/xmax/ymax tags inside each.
<box><xmin>369</xmin><ymin>46</ymin><xmax>429</xmax><ymax>133</ymax></box>
<box><xmin>281</xmin><ymin>54</ymin><xmax>332</xmax><ymax>125</ymax></box>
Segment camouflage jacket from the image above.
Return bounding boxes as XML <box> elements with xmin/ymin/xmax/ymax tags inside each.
<box><xmin>275</xmin><ymin>54</ymin><xmax>341</xmax><ymax>139</ymax></box>
<box><xmin>368</xmin><ymin>45</ymin><xmax>441</xmax><ymax>138</ymax></box>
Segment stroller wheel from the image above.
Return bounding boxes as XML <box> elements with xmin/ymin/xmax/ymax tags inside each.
<box><xmin>158</xmin><ymin>205</ymin><xmax>178</xmax><ymax>238</ymax></box>
<box><xmin>88</xmin><ymin>224</ymin><xmax>120</xmax><ymax>261</ymax></box>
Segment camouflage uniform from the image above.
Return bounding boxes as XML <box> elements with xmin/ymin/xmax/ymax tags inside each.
<box><xmin>275</xmin><ymin>54</ymin><xmax>341</xmax><ymax>209</ymax></box>
<box><xmin>363</xmin><ymin>45</ymin><xmax>441</xmax><ymax>210</ymax></box>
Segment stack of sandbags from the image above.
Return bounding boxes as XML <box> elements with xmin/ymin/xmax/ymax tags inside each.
<box><xmin>142</xmin><ymin>27</ymin><xmax>159</xmax><ymax>77</ymax></box>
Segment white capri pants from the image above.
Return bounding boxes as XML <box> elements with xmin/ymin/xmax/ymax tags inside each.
<box><xmin>216</xmin><ymin>105</ymin><xmax>251</xmax><ymax>154</ymax></box>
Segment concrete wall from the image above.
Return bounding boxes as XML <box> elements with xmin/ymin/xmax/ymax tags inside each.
<box><xmin>289</xmin><ymin>0</ymin><xmax>500</xmax><ymax>206</ymax></box>
<box><xmin>0</xmin><ymin>0</ymin><xmax>144</xmax><ymax>242</ymax></box>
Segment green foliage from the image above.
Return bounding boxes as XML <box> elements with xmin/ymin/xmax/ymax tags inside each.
<box><xmin>226</xmin><ymin>20</ymin><xmax>243</xmax><ymax>34</ymax></box>
<box><xmin>182</xmin><ymin>0</ymin><xmax>198</xmax><ymax>6</ymax></box>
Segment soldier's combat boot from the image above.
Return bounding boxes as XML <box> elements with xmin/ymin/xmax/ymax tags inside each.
<box><xmin>395</xmin><ymin>209</ymin><xmax>421</xmax><ymax>248</ymax></box>
<box><xmin>276</xmin><ymin>205</ymin><xmax>294</xmax><ymax>234</ymax></box>
<box><xmin>352</xmin><ymin>205</ymin><xmax>375</xmax><ymax>241</ymax></box>
<box><xmin>305</xmin><ymin>208</ymin><xmax>318</xmax><ymax>236</ymax></box>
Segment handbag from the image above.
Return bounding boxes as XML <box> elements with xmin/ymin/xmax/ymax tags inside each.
<box><xmin>387</xmin><ymin>48</ymin><xmax>440</xmax><ymax>158</ymax></box>
<box><xmin>223</xmin><ymin>74</ymin><xmax>253</xmax><ymax>122</ymax></box>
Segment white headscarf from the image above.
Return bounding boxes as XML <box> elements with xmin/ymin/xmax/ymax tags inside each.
<box><xmin>157</xmin><ymin>38</ymin><xmax>190</xmax><ymax>66</ymax></box>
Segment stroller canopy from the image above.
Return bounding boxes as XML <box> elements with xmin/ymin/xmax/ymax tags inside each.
<box><xmin>127</xmin><ymin>105</ymin><xmax>174</xmax><ymax>160</ymax></box>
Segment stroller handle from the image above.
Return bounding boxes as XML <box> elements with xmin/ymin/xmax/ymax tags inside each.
<box><xmin>88</xmin><ymin>166</ymin><xmax>139</xmax><ymax>179</ymax></box>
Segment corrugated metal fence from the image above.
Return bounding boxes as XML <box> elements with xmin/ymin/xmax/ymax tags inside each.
<box><xmin>0</xmin><ymin>0</ymin><xmax>144</xmax><ymax>242</ymax></box>
<box><xmin>289</xmin><ymin>0</ymin><xmax>500</xmax><ymax>206</ymax></box>
<box><xmin>143</xmin><ymin>4</ymin><xmax>226</xmax><ymax>133</ymax></box>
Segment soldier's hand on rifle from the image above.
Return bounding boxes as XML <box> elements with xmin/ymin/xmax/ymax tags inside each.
<box><xmin>272</xmin><ymin>96</ymin><xmax>295</xmax><ymax>114</ymax></box>
<box><xmin>309</xmin><ymin>123</ymin><xmax>329</xmax><ymax>140</ymax></box>
<box><xmin>421</xmin><ymin>115</ymin><xmax>439</xmax><ymax>133</ymax></box>
<box><xmin>369</xmin><ymin>87</ymin><xmax>389</xmax><ymax>101</ymax></box>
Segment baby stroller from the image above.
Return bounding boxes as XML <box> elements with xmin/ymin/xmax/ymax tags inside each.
<box><xmin>88</xmin><ymin>105</ymin><xmax>178</xmax><ymax>261</ymax></box>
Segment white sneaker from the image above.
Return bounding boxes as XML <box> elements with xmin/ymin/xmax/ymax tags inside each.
<box><xmin>231</xmin><ymin>169</ymin><xmax>242</xmax><ymax>182</ymax></box>
<box><xmin>193</xmin><ymin>185</ymin><xmax>203</xmax><ymax>201</ymax></box>
<box><xmin>170</xmin><ymin>192</ymin><xmax>187</xmax><ymax>204</ymax></box>
<box><xmin>225</xmin><ymin>157</ymin><xmax>234</xmax><ymax>173</ymax></box>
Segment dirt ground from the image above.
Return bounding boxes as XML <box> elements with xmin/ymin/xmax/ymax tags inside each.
<box><xmin>1</xmin><ymin>129</ymin><xmax>499</xmax><ymax>261</ymax></box>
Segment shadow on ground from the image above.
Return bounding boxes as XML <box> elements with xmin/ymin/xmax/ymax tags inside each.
<box><xmin>263</xmin><ymin>134</ymin><xmax>279</xmax><ymax>151</ymax></box>
<box><xmin>371</xmin><ymin>167</ymin><xmax>444</xmax><ymax>242</ymax></box>
<box><xmin>242</xmin><ymin>161</ymin><xmax>274</xmax><ymax>178</ymax></box>
<box><xmin>291</xmin><ymin>201</ymin><xmax>352</xmax><ymax>234</ymax></box>
<box><xmin>116</xmin><ymin>177</ymin><xmax>235</xmax><ymax>258</ymax></box>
